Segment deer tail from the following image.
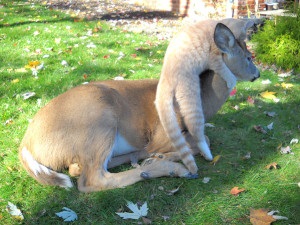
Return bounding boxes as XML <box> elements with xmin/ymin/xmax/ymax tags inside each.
<box><xmin>19</xmin><ymin>147</ymin><xmax>73</xmax><ymax>188</ymax></box>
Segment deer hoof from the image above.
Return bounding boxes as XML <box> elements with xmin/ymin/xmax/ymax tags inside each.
<box><xmin>140</xmin><ymin>172</ymin><xmax>150</xmax><ymax>179</ymax></box>
<box><xmin>185</xmin><ymin>172</ymin><xmax>199</xmax><ymax>179</ymax></box>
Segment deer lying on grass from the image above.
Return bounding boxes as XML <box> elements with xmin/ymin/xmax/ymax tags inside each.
<box><xmin>19</xmin><ymin>19</ymin><xmax>259</xmax><ymax>192</ymax></box>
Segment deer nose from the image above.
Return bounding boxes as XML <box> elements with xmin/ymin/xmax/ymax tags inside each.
<box><xmin>251</xmin><ymin>71</ymin><xmax>260</xmax><ymax>82</ymax></box>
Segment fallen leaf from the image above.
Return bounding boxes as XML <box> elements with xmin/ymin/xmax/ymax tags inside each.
<box><xmin>290</xmin><ymin>138</ymin><xmax>298</xmax><ymax>144</ymax></box>
<box><xmin>15</xmin><ymin>68</ymin><xmax>27</xmax><ymax>73</ymax></box>
<box><xmin>260</xmin><ymin>91</ymin><xmax>279</xmax><ymax>102</ymax></box>
<box><xmin>205</xmin><ymin>123</ymin><xmax>215</xmax><ymax>128</ymax></box>
<box><xmin>261</xmin><ymin>79</ymin><xmax>271</xmax><ymax>84</ymax></box>
<box><xmin>202</xmin><ymin>177</ymin><xmax>211</xmax><ymax>183</ymax></box>
<box><xmin>247</xmin><ymin>96</ymin><xmax>255</xmax><ymax>104</ymax></box>
<box><xmin>55</xmin><ymin>207</ymin><xmax>78</xmax><ymax>222</ymax></box>
<box><xmin>242</xmin><ymin>152</ymin><xmax>251</xmax><ymax>160</ymax></box>
<box><xmin>114</xmin><ymin>76</ymin><xmax>124</xmax><ymax>80</ymax></box>
<box><xmin>267</xmin><ymin>122</ymin><xmax>274</xmax><ymax>130</ymax></box>
<box><xmin>5</xmin><ymin>119</ymin><xmax>13</xmax><ymax>125</ymax></box>
<box><xmin>61</xmin><ymin>60</ymin><xmax>68</xmax><ymax>66</ymax></box>
<box><xmin>21</xmin><ymin>92</ymin><xmax>36</xmax><ymax>100</ymax></box>
<box><xmin>103</xmin><ymin>55</ymin><xmax>110</xmax><ymax>59</ymax></box>
<box><xmin>142</xmin><ymin>217</ymin><xmax>152</xmax><ymax>224</ymax></box>
<box><xmin>265</xmin><ymin>162</ymin><xmax>280</xmax><ymax>169</ymax></box>
<box><xmin>230</xmin><ymin>186</ymin><xmax>245</xmax><ymax>196</ymax></box>
<box><xmin>117</xmin><ymin>51</ymin><xmax>125</xmax><ymax>60</ymax></box>
<box><xmin>280</xmin><ymin>146</ymin><xmax>293</xmax><ymax>154</ymax></box>
<box><xmin>116</xmin><ymin>201</ymin><xmax>148</xmax><ymax>220</ymax></box>
<box><xmin>250</xmin><ymin>208</ymin><xmax>276</xmax><ymax>225</ymax></box>
<box><xmin>260</xmin><ymin>90</ymin><xmax>276</xmax><ymax>99</ymax></box>
<box><xmin>166</xmin><ymin>186</ymin><xmax>180</xmax><ymax>195</ymax></box>
<box><xmin>158</xmin><ymin>186</ymin><xmax>164</xmax><ymax>191</ymax></box>
<box><xmin>278</xmin><ymin>71</ymin><xmax>292</xmax><ymax>77</ymax></box>
<box><xmin>6</xmin><ymin>202</ymin><xmax>24</xmax><ymax>220</ymax></box>
<box><xmin>264</xmin><ymin>111</ymin><xmax>276</xmax><ymax>117</ymax></box>
<box><xmin>253</xmin><ymin>125</ymin><xmax>267</xmax><ymax>134</ymax></box>
<box><xmin>25</xmin><ymin>61</ymin><xmax>40</xmax><ymax>69</ymax></box>
<box><xmin>162</xmin><ymin>215</ymin><xmax>170</xmax><ymax>221</ymax></box>
<box><xmin>281</xmin><ymin>82</ymin><xmax>293</xmax><ymax>89</ymax></box>
<box><xmin>55</xmin><ymin>38</ymin><xmax>61</xmax><ymax>44</ymax></box>
<box><xmin>86</xmin><ymin>42</ymin><xmax>96</xmax><ymax>48</ymax></box>
<box><xmin>11</xmin><ymin>79</ymin><xmax>19</xmax><ymax>83</ymax></box>
<box><xmin>230</xmin><ymin>88</ymin><xmax>237</xmax><ymax>96</ymax></box>
<box><xmin>210</xmin><ymin>155</ymin><xmax>221</xmax><ymax>165</ymax></box>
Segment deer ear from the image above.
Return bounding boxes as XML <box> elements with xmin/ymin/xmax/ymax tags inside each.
<box><xmin>214</xmin><ymin>23</ymin><xmax>236</xmax><ymax>54</ymax></box>
<box><xmin>239</xmin><ymin>20</ymin><xmax>254</xmax><ymax>41</ymax></box>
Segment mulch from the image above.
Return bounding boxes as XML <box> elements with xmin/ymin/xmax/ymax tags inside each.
<box><xmin>38</xmin><ymin>0</ymin><xmax>185</xmax><ymax>39</ymax></box>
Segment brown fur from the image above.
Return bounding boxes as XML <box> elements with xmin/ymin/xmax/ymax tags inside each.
<box><xmin>19</xmin><ymin>19</ymin><xmax>259</xmax><ymax>192</ymax></box>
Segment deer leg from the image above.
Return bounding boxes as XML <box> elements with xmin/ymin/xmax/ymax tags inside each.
<box><xmin>142</xmin><ymin>135</ymin><xmax>211</xmax><ymax>164</ymax></box>
<box><xmin>77</xmin><ymin>160</ymin><xmax>191</xmax><ymax>192</ymax></box>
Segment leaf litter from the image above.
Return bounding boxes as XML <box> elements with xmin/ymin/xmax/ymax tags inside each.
<box><xmin>6</xmin><ymin>202</ymin><xmax>24</xmax><ymax>220</ymax></box>
<box><xmin>250</xmin><ymin>208</ymin><xmax>288</xmax><ymax>225</ymax></box>
<box><xmin>55</xmin><ymin>207</ymin><xmax>78</xmax><ymax>222</ymax></box>
<box><xmin>116</xmin><ymin>201</ymin><xmax>148</xmax><ymax>220</ymax></box>
<box><xmin>230</xmin><ymin>186</ymin><xmax>245</xmax><ymax>196</ymax></box>
<box><xmin>265</xmin><ymin>162</ymin><xmax>280</xmax><ymax>170</ymax></box>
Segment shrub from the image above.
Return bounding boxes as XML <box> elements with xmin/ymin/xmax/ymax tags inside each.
<box><xmin>252</xmin><ymin>6</ymin><xmax>300</xmax><ymax>71</ymax></box>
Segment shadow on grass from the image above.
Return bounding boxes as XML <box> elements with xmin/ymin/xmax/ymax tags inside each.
<box><xmin>0</xmin><ymin>1</ymin><xmax>74</xmax><ymax>28</ymax></box>
<box><xmin>11</xmin><ymin>84</ymin><xmax>300</xmax><ymax>224</ymax></box>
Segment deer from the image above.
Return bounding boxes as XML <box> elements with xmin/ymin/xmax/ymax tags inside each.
<box><xmin>19</xmin><ymin>19</ymin><xmax>259</xmax><ymax>192</ymax></box>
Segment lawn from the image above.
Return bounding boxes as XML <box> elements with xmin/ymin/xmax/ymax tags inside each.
<box><xmin>0</xmin><ymin>1</ymin><xmax>299</xmax><ymax>224</ymax></box>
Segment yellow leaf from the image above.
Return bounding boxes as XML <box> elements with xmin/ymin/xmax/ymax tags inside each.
<box><xmin>25</xmin><ymin>61</ymin><xmax>40</xmax><ymax>69</ymax></box>
<box><xmin>281</xmin><ymin>82</ymin><xmax>293</xmax><ymax>89</ymax></box>
<box><xmin>260</xmin><ymin>91</ymin><xmax>277</xmax><ymax>100</ymax></box>
<box><xmin>11</xmin><ymin>79</ymin><xmax>19</xmax><ymax>83</ymax></box>
<box><xmin>15</xmin><ymin>68</ymin><xmax>27</xmax><ymax>73</ymax></box>
<box><xmin>210</xmin><ymin>155</ymin><xmax>221</xmax><ymax>165</ymax></box>
<box><xmin>55</xmin><ymin>38</ymin><xmax>61</xmax><ymax>44</ymax></box>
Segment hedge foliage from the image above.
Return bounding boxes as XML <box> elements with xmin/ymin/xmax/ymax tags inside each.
<box><xmin>252</xmin><ymin>7</ymin><xmax>300</xmax><ymax>71</ymax></box>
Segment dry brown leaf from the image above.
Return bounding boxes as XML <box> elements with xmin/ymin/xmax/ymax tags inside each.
<box><xmin>166</xmin><ymin>186</ymin><xmax>180</xmax><ymax>196</ymax></box>
<box><xmin>253</xmin><ymin>125</ymin><xmax>267</xmax><ymax>134</ymax></box>
<box><xmin>265</xmin><ymin>162</ymin><xmax>280</xmax><ymax>170</ymax></box>
<box><xmin>247</xmin><ymin>96</ymin><xmax>255</xmax><ymax>104</ymax></box>
<box><xmin>250</xmin><ymin>208</ymin><xmax>276</xmax><ymax>225</ymax></box>
<box><xmin>230</xmin><ymin>186</ymin><xmax>245</xmax><ymax>196</ymax></box>
<box><xmin>142</xmin><ymin>217</ymin><xmax>152</xmax><ymax>224</ymax></box>
<box><xmin>242</xmin><ymin>152</ymin><xmax>251</xmax><ymax>160</ymax></box>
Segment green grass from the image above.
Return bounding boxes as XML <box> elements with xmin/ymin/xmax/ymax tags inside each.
<box><xmin>0</xmin><ymin>1</ymin><xmax>299</xmax><ymax>224</ymax></box>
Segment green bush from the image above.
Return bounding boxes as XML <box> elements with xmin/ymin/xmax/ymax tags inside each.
<box><xmin>252</xmin><ymin>7</ymin><xmax>300</xmax><ymax>71</ymax></box>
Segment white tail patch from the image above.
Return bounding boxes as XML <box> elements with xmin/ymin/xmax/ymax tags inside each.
<box><xmin>56</xmin><ymin>173</ymin><xmax>73</xmax><ymax>188</ymax></box>
<box><xmin>21</xmin><ymin>147</ymin><xmax>51</xmax><ymax>176</ymax></box>
<box><xmin>21</xmin><ymin>147</ymin><xmax>73</xmax><ymax>188</ymax></box>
